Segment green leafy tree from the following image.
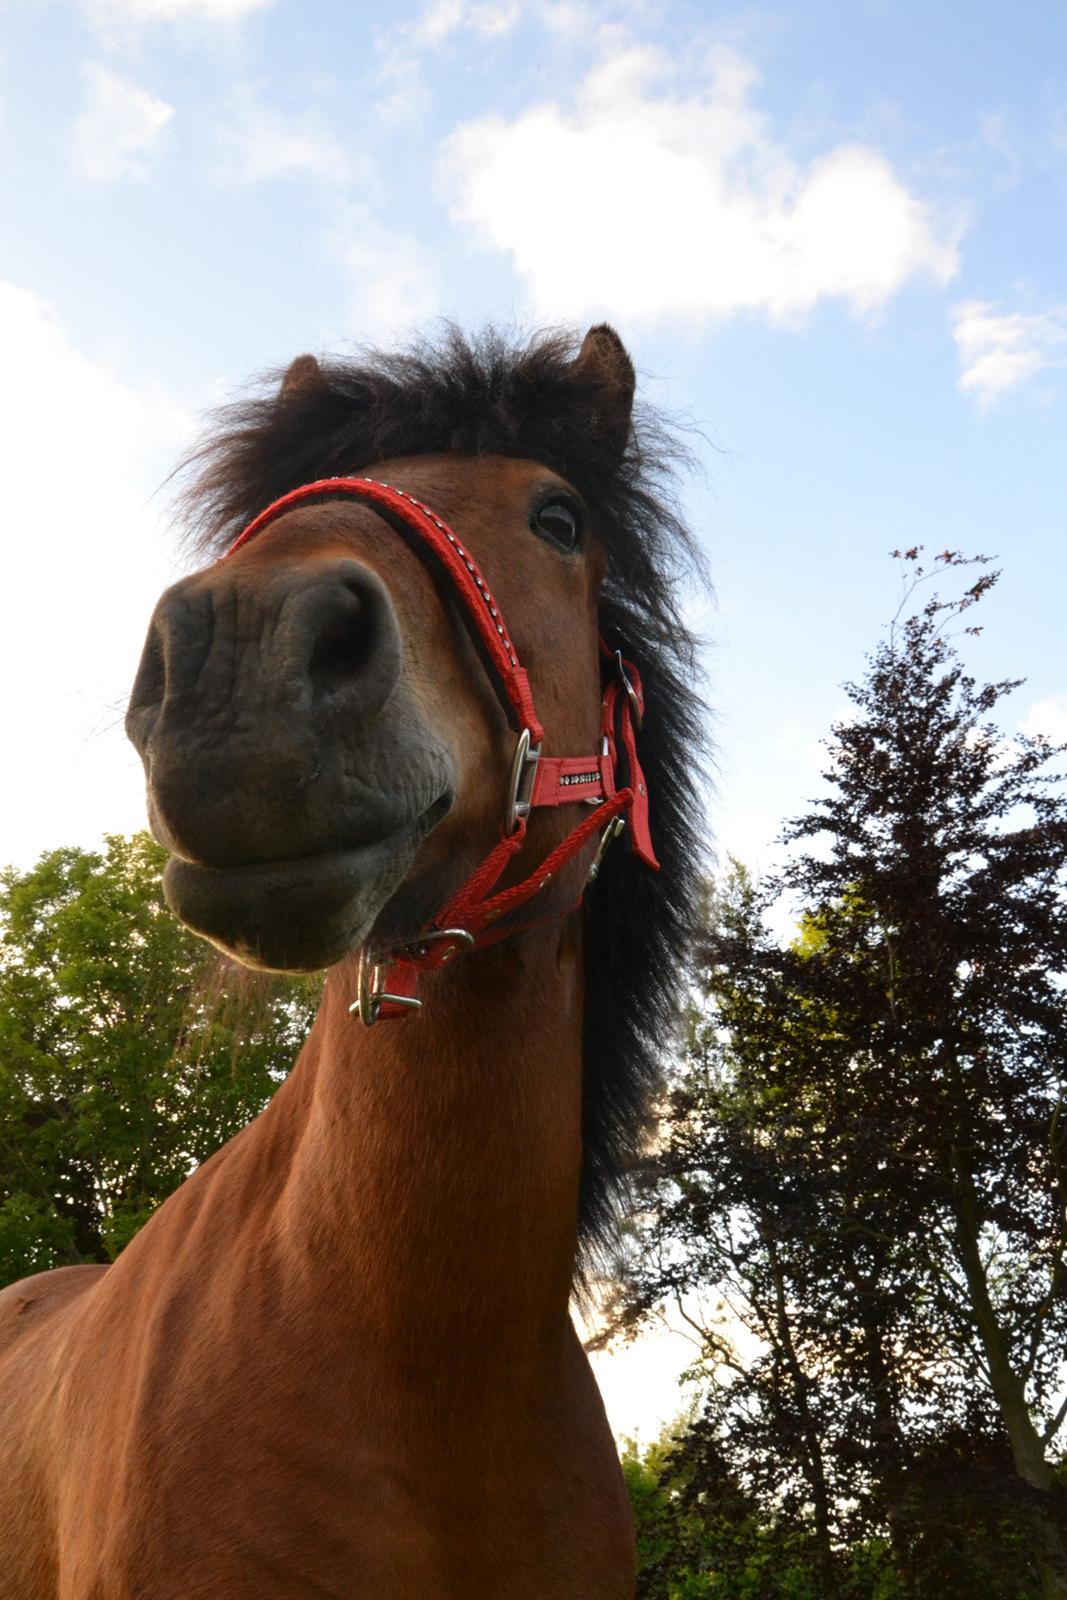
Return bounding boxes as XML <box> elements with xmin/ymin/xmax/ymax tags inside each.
<box><xmin>615</xmin><ymin>552</ymin><xmax>1067</xmax><ymax>1597</ymax></box>
<box><xmin>0</xmin><ymin>832</ymin><xmax>318</xmax><ymax>1283</ymax></box>
<box><xmin>622</xmin><ymin>1424</ymin><xmax>897</xmax><ymax>1599</ymax></box>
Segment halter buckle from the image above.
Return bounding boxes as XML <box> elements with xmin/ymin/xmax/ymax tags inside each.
<box><xmin>505</xmin><ymin>727</ymin><xmax>542</xmax><ymax>835</ymax></box>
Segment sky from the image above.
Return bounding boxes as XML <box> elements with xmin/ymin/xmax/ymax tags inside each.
<box><xmin>1</xmin><ymin>0</ymin><xmax>1065</xmax><ymax>1438</ymax></box>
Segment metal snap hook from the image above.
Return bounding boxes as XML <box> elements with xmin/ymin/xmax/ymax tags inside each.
<box><xmin>614</xmin><ymin>650</ymin><xmax>643</xmax><ymax>730</ymax></box>
<box><xmin>586</xmin><ymin>815</ymin><xmax>627</xmax><ymax>883</ymax></box>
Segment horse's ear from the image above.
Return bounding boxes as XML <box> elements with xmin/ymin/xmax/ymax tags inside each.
<box><xmin>279</xmin><ymin>354</ymin><xmax>324</xmax><ymax>399</ymax></box>
<box><xmin>569</xmin><ymin>325</ymin><xmax>635</xmax><ymax>460</ymax></box>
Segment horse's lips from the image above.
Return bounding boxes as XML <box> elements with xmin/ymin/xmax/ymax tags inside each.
<box><xmin>161</xmin><ymin>808</ymin><xmax>445</xmax><ymax>973</ymax></box>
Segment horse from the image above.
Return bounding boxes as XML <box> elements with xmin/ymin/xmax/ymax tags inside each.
<box><xmin>0</xmin><ymin>325</ymin><xmax>705</xmax><ymax>1598</ymax></box>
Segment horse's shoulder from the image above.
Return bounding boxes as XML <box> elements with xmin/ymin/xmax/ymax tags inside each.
<box><xmin>0</xmin><ymin>1263</ymin><xmax>109</xmax><ymax>1358</ymax></box>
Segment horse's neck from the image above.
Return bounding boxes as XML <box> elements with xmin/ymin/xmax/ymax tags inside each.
<box><xmin>268</xmin><ymin>921</ymin><xmax>585</xmax><ymax>1368</ymax></box>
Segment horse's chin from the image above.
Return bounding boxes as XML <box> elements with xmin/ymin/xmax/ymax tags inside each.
<box><xmin>162</xmin><ymin>804</ymin><xmax>449</xmax><ymax>973</ymax></box>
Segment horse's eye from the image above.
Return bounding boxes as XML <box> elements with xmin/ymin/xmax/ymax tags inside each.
<box><xmin>531</xmin><ymin>498</ymin><xmax>583</xmax><ymax>553</ymax></box>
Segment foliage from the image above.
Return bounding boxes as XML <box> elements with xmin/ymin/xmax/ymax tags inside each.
<box><xmin>614</xmin><ymin>552</ymin><xmax>1067</xmax><ymax>1596</ymax></box>
<box><xmin>623</xmin><ymin>1427</ymin><xmax>901</xmax><ymax>1600</ymax></box>
<box><xmin>0</xmin><ymin>832</ymin><xmax>318</xmax><ymax>1285</ymax></box>
<box><xmin>890</xmin><ymin>1425</ymin><xmax>1042</xmax><ymax>1597</ymax></box>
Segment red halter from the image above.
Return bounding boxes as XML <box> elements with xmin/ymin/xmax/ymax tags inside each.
<box><xmin>225</xmin><ymin>477</ymin><xmax>658</xmax><ymax>1022</ymax></box>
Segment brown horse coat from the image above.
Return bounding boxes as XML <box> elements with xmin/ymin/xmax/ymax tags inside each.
<box><xmin>0</xmin><ymin>327</ymin><xmax>706</xmax><ymax>1599</ymax></box>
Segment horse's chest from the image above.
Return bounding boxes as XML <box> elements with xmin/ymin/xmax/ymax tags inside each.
<box><xmin>57</xmin><ymin>1368</ymin><xmax>634</xmax><ymax>1600</ymax></box>
<box><xmin>61</xmin><ymin>1463</ymin><xmax>633</xmax><ymax>1600</ymax></box>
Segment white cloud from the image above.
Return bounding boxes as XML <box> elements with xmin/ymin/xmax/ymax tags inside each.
<box><xmin>73</xmin><ymin>63</ymin><xmax>173</xmax><ymax>183</ymax></box>
<box><xmin>375</xmin><ymin>0</ymin><xmax>521</xmax><ymax>121</ymax></box>
<box><xmin>439</xmin><ymin>43</ymin><xmax>959</xmax><ymax>326</ymax></box>
<box><xmin>1019</xmin><ymin>694</ymin><xmax>1067</xmax><ymax>747</ymax></box>
<box><xmin>85</xmin><ymin>0</ymin><xmax>272</xmax><ymax>23</ymax></box>
<box><xmin>409</xmin><ymin>0</ymin><xmax>521</xmax><ymax>46</ymax></box>
<box><xmin>212</xmin><ymin>94</ymin><xmax>367</xmax><ymax>189</ymax></box>
<box><xmin>951</xmin><ymin>299</ymin><xmax>1067</xmax><ymax>407</ymax></box>
<box><xmin>0</xmin><ymin>280</ymin><xmax>191</xmax><ymax>867</ymax></box>
<box><xmin>976</xmin><ymin>110</ymin><xmax>1023</xmax><ymax>189</ymax></box>
<box><xmin>538</xmin><ymin>0</ymin><xmax>599</xmax><ymax>40</ymax></box>
<box><xmin>325</xmin><ymin>205</ymin><xmax>442</xmax><ymax>339</ymax></box>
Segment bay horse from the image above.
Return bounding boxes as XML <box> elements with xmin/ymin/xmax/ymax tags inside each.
<box><xmin>0</xmin><ymin>325</ymin><xmax>704</xmax><ymax>1598</ymax></box>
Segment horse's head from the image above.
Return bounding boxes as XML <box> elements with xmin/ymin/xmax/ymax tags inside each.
<box><xmin>127</xmin><ymin>328</ymin><xmax>637</xmax><ymax>977</ymax></box>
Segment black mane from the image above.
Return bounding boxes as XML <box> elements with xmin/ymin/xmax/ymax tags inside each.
<box><xmin>178</xmin><ymin>325</ymin><xmax>711</xmax><ymax>1276</ymax></box>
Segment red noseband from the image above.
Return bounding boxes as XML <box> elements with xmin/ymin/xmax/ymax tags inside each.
<box><xmin>224</xmin><ymin>476</ymin><xmax>658</xmax><ymax>1023</ymax></box>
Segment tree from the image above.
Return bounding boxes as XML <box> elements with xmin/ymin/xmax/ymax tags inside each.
<box><xmin>615</xmin><ymin>552</ymin><xmax>1067</xmax><ymax>1597</ymax></box>
<box><xmin>617</xmin><ymin>867</ymin><xmax>924</xmax><ymax>1595</ymax></box>
<box><xmin>0</xmin><ymin>832</ymin><xmax>318</xmax><ymax>1283</ymax></box>
<box><xmin>622</xmin><ymin>1422</ymin><xmax>801</xmax><ymax>1600</ymax></box>
<box><xmin>622</xmin><ymin>1422</ymin><xmax>901</xmax><ymax>1600</ymax></box>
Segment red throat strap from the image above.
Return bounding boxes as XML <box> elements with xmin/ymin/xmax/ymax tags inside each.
<box><xmin>224</xmin><ymin>476</ymin><xmax>659</xmax><ymax>1023</ymax></box>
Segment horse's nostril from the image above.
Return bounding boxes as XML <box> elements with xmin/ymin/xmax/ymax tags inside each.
<box><xmin>299</xmin><ymin>562</ymin><xmax>402</xmax><ymax>717</ymax></box>
<box><xmin>425</xmin><ymin>791</ymin><xmax>453</xmax><ymax>828</ymax></box>
<box><xmin>307</xmin><ymin>582</ymin><xmax>375</xmax><ymax>690</ymax></box>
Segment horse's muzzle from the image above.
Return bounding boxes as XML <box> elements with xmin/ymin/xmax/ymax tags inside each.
<box><xmin>126</xmin><ymin>554</ymin><xmax>455</xmax><ymax>968</ymax></box>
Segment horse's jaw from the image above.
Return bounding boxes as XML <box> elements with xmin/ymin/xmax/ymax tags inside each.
<box><xmin>161</xmin><ymin>797</ymin><xmax>451</xmax><ymax>972</ymax></box>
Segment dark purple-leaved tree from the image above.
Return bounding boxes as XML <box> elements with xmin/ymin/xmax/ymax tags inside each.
<box><xmin>614</xmin><ymin>552</ymin><xmax>1067</xmax><ymax>1598</ymax></box>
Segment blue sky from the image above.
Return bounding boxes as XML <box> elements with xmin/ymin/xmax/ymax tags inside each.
<box><xmin>3</xmin><ymin>0</ymin><xmax>1064</xmax><ymax>872</ymax></box>
<box><xmin>2</xmin><ymin>0</ymin><xmax>1065</xmax><ymax>1432</ymax></box>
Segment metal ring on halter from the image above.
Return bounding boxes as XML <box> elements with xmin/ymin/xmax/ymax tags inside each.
<box><xmin>505</xmin><ymin>727</ymin><xmax>542</xmax><ymax>835</ymax></box>
<box><xmin>350</xmin><ymin>929</ymin><xmax>477</xmax><ymax>1027</ymax></box>
<box><xmin>351</xmin><ymin>948</ymin><xmax>422</xmax><ymax>1027</ymax></box>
